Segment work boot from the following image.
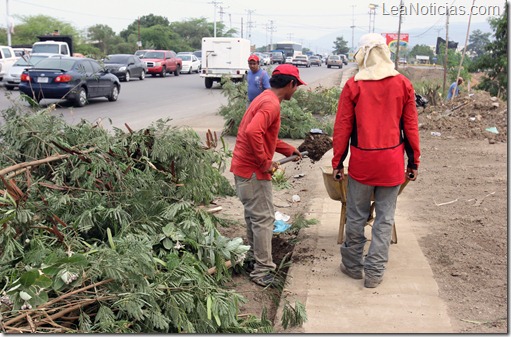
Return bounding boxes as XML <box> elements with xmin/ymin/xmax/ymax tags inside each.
<box><xmin>340</xmin><ymin>263</ymin><xmax>363</xmax><ymax>280</ymax></box>
<box><xmin>364</xmin><ymin>276</ymin><xmax>383</xmax><ymax>288</ymax></box>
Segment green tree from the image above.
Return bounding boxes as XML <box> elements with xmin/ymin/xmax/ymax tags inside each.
<box><xmin>409</xmin><ymin>44</ymin><xmax>434</xmax><ymax>59</ymax></box>
<box><xmin>472</xmin><ymin>4</ymin><xmax>508</xmax><ymax>99</ymax></box>
<box><xmin>87</xmin><ymin>24</ymin><xmax>117</xmax><ymax>54</ymax></box>
<box><xmin>120</xmin><ymin>14</ymin><xmax>170</xmax><ymax>40</ymax></box>
<box><xmin>467</xmin><ymin>29</ymin><xmax>491</xmax><ymax>58</ymax></box>
<box><xmin>332</xmin><ymin>36</ymin><xmax>349</xmax><ymax>54</ymax></box>
<box><xmin>2</xmin><ymin>15</ymin><xmax>80</xmax><ymax>46</ymax></box>
<box><xmin>139</xmin><ymin>25</ymin><xmax>179</xmax><ymax>50</ymax></box>
<box><xmin>170</xmin><ymin>18</ymin><xmax>211</xmax><ymax>50</ymax></box>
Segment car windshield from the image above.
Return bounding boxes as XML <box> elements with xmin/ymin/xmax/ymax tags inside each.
<box><xmin>32</xmin><ymin>58</ymin><xmax>76</xmax><ymax>71</ymax></box>
<box><xmin>330</xmin><ymin>56</ymin><xmax>340</xmax><ymax>60</ymax></box>
<box><xmin>105</xmin><ymin>55</ymin><xmax>129</xmax><ymax>63</ymax></box>
<box><xmin>14</xmin><ymin>55</ymin><xmax>49</xmax><ymax>66</ymax></box>
<box><xmin>177</xmin><ymin>55</ymin><xmax>191</xmax><ymax>61</ymax></box>
<box><xmin>142</xmin><ymin>52</ymin><xmax>164</xmax><ymax>59</ymax></box>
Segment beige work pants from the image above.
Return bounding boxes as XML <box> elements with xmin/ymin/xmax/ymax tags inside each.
<box><xmin>234</xmin><ymin>174</ymin><xmax>276</xmax><ymax>278</ymax></box>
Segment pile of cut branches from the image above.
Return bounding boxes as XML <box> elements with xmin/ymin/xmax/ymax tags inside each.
<box><xmin>0</xmin><ymin>105</ymin><xmax>273</xmax><ymax>333</ymax></box>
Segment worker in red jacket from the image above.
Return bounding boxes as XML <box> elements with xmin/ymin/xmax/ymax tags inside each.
<box><xmin>332</xmin><ymin>33</ymin><xmax>421</xmax><ymax>288</ymax></box>
<box><xmin>231</xmin><ymin>64</ymin><xmax>306</xmax><ymax>287</ymax></box>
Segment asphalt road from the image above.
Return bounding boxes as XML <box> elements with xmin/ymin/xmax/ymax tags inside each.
<box><xmin>0</xmin><ymin>63</ymin><xmax>351</xmax><ymax>131</ymax></box>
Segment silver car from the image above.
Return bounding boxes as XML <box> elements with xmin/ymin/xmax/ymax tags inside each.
<box><xmin>4</xmin><ymin>53</ymin><xmax>58</xmax><ymax>90</ymax></box>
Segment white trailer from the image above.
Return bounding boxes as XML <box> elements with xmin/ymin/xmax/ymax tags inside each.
<box><xmin>200</xmin><ymin>37</ymin><xmax>251</xmax><ymax>89</ymax></box>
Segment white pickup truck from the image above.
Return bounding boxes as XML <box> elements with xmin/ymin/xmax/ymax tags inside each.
<box><xmin>0</xmin><ymin>45</ymin><xmax>17</xmax><ymax>81</ymax></box>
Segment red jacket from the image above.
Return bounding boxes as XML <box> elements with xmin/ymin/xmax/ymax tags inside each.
<box><xmin>231</xmin><ymin>90</ymin><xmax>296</xmax><ymax>180</ymax></box>
<box><xmin>332</xmin><ymin>74</ymin><xmax>420</xmax><ymax>186</ymax></box>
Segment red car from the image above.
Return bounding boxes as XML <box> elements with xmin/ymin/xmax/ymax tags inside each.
<box><xmin>140</xmin><ymin>50</ymin><xmax>182</xmax><ymax>77</ymax></box>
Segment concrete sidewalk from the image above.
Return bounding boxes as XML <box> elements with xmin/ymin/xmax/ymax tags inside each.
<box><xmin>274</xmin><ymin>156</ymin><xmax>454</xmax><ymax>333</ymax></box>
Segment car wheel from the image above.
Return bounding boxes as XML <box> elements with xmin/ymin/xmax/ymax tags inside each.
<box><xmin>125</xmin><ymin>72</ymin><xmax>130</xmax><ymax>82</ymax></box>
<box><xmin>327</xmin><ymin>65</ymin><xmax>331</xmax><ymax>68</ymax></box>
<box><xmin>174</xmin><ymin>65</ymin><xmax>181</xmax><ymax>76</ymax></box>
<box><xmin>5</xmin><ymin>85</ymin><xmax>14</xmax><ymax>90</ymax></box>
<box><xmin>205</xmin><ymin>78</ymin><xmax>213</xmax><ymax>89</ymax></box>
<box><xmin>161</xmin><ymin>67</ymin><xmax>166</xmax><ymax>77</ymax></box>
<box><xmin>107</xmin><ymin>84</ymin><xmax>119</xmax><ymax>102</ymax></box>
<box><xmin>188</xmin><ymin>67</ymin><xmax>192</xmax><ymax>74</ymax></box>
<box><xmin>139</xmin><ymin>70</ymin><xmax>145</xmax><ymax>80</ymax></box>
<box><xmin>74</xmin><ymin>87</ymin><xmax>88</xmax><ymax>107</ymax></box>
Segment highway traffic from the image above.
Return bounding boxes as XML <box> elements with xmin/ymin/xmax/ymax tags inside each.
<box><xmin>0</xmin><ymin>64</ymin><xmax>352</xmax><ymax>131</ymax></box>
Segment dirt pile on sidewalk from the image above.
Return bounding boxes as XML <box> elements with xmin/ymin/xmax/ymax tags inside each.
<box><xmin>418</xmin><ymin>90</ymin><xmax>507</xmax><ymax>143</ymax></box>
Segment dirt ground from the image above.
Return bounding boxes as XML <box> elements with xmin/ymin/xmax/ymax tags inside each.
<box><xmin>211</xmin><ymin>66</ymin><xmax>508</xmax><ymax>333</ymax></box>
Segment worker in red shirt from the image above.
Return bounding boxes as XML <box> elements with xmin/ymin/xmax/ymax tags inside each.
<box><xmin>230</xmin><ymin>64</ymin><xmax>306</xmax><ymax>287</ymax></box>
<box><xmin>332</xmin><ymin>33</ymin><xmax>421</xmax><ymax>288</ymax></box>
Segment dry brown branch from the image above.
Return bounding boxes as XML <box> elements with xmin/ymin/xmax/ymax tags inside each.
<box><xmin>2</xmin><ymin>148</ymin><xmax>96</xmax><ymax>180</ymax></box>
<box><xmin>3</xmin><ymin>279</ymin><xmax>113</xmax><ymax>327</ymax></box>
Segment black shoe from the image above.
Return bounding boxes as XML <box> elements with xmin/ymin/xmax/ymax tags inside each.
<box><xmin>251</xmin><ymin>274</ymin><xmax>275</xmax><ymax>287</ymax></box>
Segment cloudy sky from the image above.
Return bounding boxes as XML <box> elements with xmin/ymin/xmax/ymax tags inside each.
<box><xmin>5</xmin><ymin>0</ymin><xmax>507</xmax><ymax>53</ymax></box>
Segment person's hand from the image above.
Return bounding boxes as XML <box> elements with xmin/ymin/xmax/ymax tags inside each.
<box><xmin>292</xmin><ymin>149</ymin><xmax>302</xmax><ymax>162</ymax></box>
<box><xmin>265</xmin><ymin>161</ymin><xmax>280</xmax><ymax>175</ymax></box>
<box><xmin>333</xmin><ymin>168</ymin><xmax>344</xmax><ymax>181</ymax></box>
<box><xmin>406</xmin><ymin>168</ymin><xmax>418</xmax><ymax>181</ymax></box>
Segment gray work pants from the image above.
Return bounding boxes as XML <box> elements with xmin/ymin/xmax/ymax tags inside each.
<box><xmin>234</xmin><ymin>174</ymin><xmax>276</xmax><ymax>278</ymax></box>
<box><xmin>340</xmin><ymin>176</ymin><xmax>400</xmax><ymax>279</ymax></box>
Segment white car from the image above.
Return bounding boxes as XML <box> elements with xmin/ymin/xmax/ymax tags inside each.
<box><xmin>4</xmin><ymin>53</ymin><xmax>57</xmax><ymax>90</ymax></box>
<box><xmin>177</xmin><ymin>54</ymin><xmax>201</xmax><ymax>74</ymax></box>
<box><xmin>261</xmin><ymin>53</ymin><xmax>271</xmax><ymax>65</ymax></box>
<box><xmin>285</xmin><ymin>56</ymin><xmax>293</xmax><ymax>64</ymax></box>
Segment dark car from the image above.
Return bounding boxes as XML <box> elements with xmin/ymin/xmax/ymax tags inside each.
<box><xmin>104</xmin><ymin>54</ymin><xmax>147</xmax><ymax>82</ymax></box>
<box><xmin>270</xmin><ymin>51</ymin><xmax>284</xmax><ymax>64</ymax></box>
<box><xmin>19</xmin><ymin>56</ymin><xmax>121</xmax><ymax>107</ymax></box>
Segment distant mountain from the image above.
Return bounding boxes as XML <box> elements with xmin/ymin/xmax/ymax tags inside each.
<box><xmin>247</xmin><ymin>20</ymin><xmax>494</xmax><ymax>54</ymax></box>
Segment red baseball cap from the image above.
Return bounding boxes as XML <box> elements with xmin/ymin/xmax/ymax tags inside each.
<box><xmin>248</xmin><ymin>54</ymin><xmax>259</xmax><ymax>63</ymax></box>
<box><xmin>272</xmin><ymin>64</ymin><xmax>307</xmax><ymax>86</ymax></box>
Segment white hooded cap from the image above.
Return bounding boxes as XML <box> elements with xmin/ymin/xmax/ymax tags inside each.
<box><xmin>354</xmin><ymin>33</ymin><xmax>399</xmax><ymax>81</ymax></box>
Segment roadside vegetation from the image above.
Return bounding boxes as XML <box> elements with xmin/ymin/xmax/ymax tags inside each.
<box><xmin>218</xmin><ymin>78</ymin><xmax>339</xmax><ymax>139</ymax></box>
<box><xmin>0</xmin><ymin>103</ymin><xmax>282</xmax><ymax>333</ymax></box>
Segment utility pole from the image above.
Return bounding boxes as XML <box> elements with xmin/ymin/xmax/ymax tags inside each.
<box><xmin>218</xmin><ymin>6</ymin><xmax>227</xmax><ymax>23</ymax></box>
<box><xmin>394</xmin><ymin>0</ymin><xmax>404</xmax><ymax>69</ymax></box>
<box><xmin>246</xmin><ymin>9</ymin><xmax>256</xmax><ymax>40</ymax></box>
<box><xmin>442</xmin><ymin>11</ymin><xmax>450</xmax><ymax>95</ymax></box>
<box><xmin>209</xmin><ymin>0</ymin><xmax>222</xmax><ymax>38</ymax></box>
<box><xmin>368</xmin><ymin>3</ymin><xmax>378</xmax><ymax>33</ymax></box>
<box><xmin>350</xmin><ymin>5</ymin><xmax>356</xmax><ymax>52</ymax></box>
<box><xmin>6</xmin><ymin>0</ymin><xmax>11</xmax><ymax>46</ymax></box>
<box><xmin>267</xmin><ymin>20</ymin><xmax>276</xmax><ymax>51</ymax></box>
<box><xmin>137</xmin><ymin>17</ymin><xmax>141</xmax><ymax>49</ymax></box>
<box><xmin>240</xmin><ymin>17</ymin><xmax>243</xmax><ymax>38</ymax></box>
